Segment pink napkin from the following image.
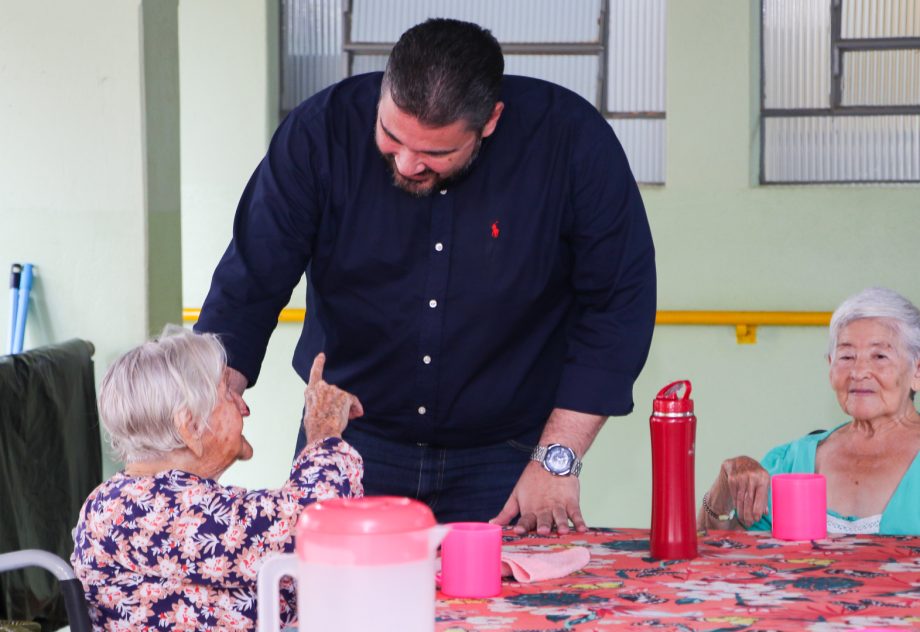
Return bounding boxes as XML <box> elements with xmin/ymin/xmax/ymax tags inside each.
<box><xmin>500</xmin><ymin>546</ymin><xmax>590</xmax><ymax>583</ymax></box>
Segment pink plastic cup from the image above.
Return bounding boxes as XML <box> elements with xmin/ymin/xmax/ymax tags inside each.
<box><xmin>771</xmin><ymin>473</ymin><xmax>827</xmax><ymax>541</ymax></box>
<box><xmin>439</xmin><ymin>522</ymin><xmax>502</xmax><ymax>598</ymax></box>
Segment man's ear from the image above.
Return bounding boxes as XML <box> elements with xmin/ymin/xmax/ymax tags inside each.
<box><xmin>481</xmin><ymin>102</ymin><xmax>504</xmax><ymax>139</ymax></box>
<box><xmin>175</xmin><ymin>409</ymin><xmax>204</xmax><ymax>458</ymax></box>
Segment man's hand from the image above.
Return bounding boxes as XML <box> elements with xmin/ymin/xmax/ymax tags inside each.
<box><xmin>491</xmin><ymin>462</ymin><xmax>587</xmax><ymax>535</ymax></box>
<box><xmin>489</xmin><ymin>407</ymin><xmax>604</xmax><ymax>534</ymax></box>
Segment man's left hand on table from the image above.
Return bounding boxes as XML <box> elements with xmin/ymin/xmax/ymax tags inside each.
<box><xmin>491</xmin><ymin>460</ymin><xmax>588</xmax><ymax>536</ymax></box>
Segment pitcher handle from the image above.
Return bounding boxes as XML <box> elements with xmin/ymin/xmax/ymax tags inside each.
<box><xmin>257</xmin><ymin>553</ymin><xmax>298</xmax><ymax>632</ymax></box>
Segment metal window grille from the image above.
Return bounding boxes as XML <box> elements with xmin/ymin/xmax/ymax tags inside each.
<box><xmin>280</xmin><ymin>0</ymin><xmax>666</xmax><ymax>184</ymax></box>
<box><xmin>761</xmin><ymin>0</ymin><xmax>920</xmax><ymax>183</ymax></box>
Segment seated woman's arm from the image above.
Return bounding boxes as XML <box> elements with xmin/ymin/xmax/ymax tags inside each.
<box><xmin>698</xmin><ymin>455</ymin><xmax>770</xmax><ymax>531</ymax></box>
<box><xmin>211</xmin><ymin>351</ymin><xmax>364</xmax><ymax>577</ymax></box>
<box><xmin>210</xmin><ymin>435</ymin><xmax>363</xmax><ymax>579</ymax></box>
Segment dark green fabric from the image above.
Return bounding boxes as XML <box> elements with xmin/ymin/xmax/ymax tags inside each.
<box><xmin>0</xmin><ymin>621</ymin><xmax>41</xmax><ymax>632</ymax></box>
<box><xmin>0</xmin><ymin>622</ymin><xmax>41</xmax><ymax>632</ymax></box>
<box><xmin>0</xmin><ymin>340</ymin><xmax>101</xmax><ymax>630</ymax></box>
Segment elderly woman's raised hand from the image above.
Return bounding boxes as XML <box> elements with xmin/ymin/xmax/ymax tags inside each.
<box><xmin>718</xmin><ymin>456</ymin><xmax>770</xmax><ymax>527</ymax></box>
<box><xmin>303</xmin><ymin>353</ymin><xmax>364</xmax><ymax>442</ymax></box>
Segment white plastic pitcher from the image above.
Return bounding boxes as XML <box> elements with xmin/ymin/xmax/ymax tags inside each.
<box><xmin>257</xmin><ymin>496</ymin><xmax>450</xmax><ymax>632</ymax></box>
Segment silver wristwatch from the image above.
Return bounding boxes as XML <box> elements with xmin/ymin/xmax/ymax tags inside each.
<box><xmin>530</xmin><ymin>444</ymin><xmax>582</xmax><ymax>477</ymax></box>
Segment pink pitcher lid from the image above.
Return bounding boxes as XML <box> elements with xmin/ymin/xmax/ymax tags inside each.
<box><xmin>297</xmin><ymin>496</ymin><xmax>436</xmax><ymax>534</ymax></box>
<box><xmin>295</xmin><ymin>497</ymin><xmax>442</xmax><ymax>565</ymax></box>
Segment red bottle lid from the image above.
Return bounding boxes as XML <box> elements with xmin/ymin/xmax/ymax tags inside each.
<box><xmin>653</xmin><ymin>380</ymin><xmax>694</xmax><ymax>414</ymax></box>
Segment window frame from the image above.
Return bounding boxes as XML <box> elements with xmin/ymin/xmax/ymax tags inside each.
<box><xmin>759</xmin><ymin>0</ymin><xmax>920</xmax><ymax>185</ymax></box>
<box><xmin>279</xmin><ymin>0</ymin><xmax>667</xmax><ymax>183</ymax></box>
<box><xmin>281</xmin><ymin>0</ymin><xmax>666</xmax><ymax>122</ymax></box>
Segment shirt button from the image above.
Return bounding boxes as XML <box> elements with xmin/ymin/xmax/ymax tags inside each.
<box><xmin>435</xmin><ymin>242</ymin><xmax>443</xmax><ymax>252</ymax></box>
<box><xmin>429</xmin><ymin>299</ymin><xmax>437</xmax><ymax>308</ymax></box>
<box><xmin>439</xmin><ymin>189</ymin><xmax>447</xmax><ymax>195</ymax></box>
<box><xmin>422</xmin><ymin>355</ymin><xmax>431</xmax><ymax>364</ymax></box>
<box><xmin>418</xmin><ymin>406</ymin><xmax>427</xmax><ymax>415</ymax></box>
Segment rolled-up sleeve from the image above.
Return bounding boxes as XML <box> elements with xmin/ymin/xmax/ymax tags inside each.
<box><xmin>554</xmin><ymin>121</ymin><xmax>657</xmax><ymax>416</ymax></box>
<box><xmin>195</xmin><ymin>110</ymin><xmax>324</xmax><ymax>386</ymax></box>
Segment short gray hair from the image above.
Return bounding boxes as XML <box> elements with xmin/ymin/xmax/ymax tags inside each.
<box><xmin>828</xmin><ymin>287</ymin><xmax>920</xmax><ymax>363</ymax></box>
<box><xmin>98</xmin><ymin>325</ymin><xmax>226</xmax><ymax>463</ymax></box>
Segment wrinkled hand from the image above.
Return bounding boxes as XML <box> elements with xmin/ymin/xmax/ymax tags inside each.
<box><xmin>303</xmin><ymin>353</ymin><xmax>364</xmax><ymax>442</ymax></box>
<box><xmin>490</xmin><ymin>462</ymin><xmax>587</xmax><ymax>536</ymax></box>
<box><xmin>719</xmin><ymin>456</ymin><xmax>770</xmax><ymax>527</ymax></box>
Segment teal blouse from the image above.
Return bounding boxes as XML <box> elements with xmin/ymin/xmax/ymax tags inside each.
<box><xmin>748</xmin><ymin>423</ymin><xmax>920</xmax><ymax>535</ymax></box>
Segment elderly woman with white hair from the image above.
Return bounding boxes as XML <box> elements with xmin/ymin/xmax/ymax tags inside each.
<box><xmin>71</xmin><ymin>326</ymin><xmax>364</xmax><ymax>630</ymax></box>
<box><xmin>699</xmin><ymin>287</ymin><xmax>920</xmax><ymax>535</ymax></box>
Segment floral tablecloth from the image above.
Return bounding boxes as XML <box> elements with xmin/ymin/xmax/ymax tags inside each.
<box><xmin>436</xmin><ymin>527</ymin><xmax>920</xmax><ymax>631</ymax></box>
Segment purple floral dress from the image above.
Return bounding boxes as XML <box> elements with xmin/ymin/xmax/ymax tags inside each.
<box><xmin>71</xmin><ymin>437</ymin><xmax>362</xmax><ymax>631</ymax></box>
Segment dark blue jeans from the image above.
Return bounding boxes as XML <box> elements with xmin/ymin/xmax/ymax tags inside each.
<box><xmin>293</xmin><ymin>421</ymin><xmax>541</xmax><ymax>523</ymax></box>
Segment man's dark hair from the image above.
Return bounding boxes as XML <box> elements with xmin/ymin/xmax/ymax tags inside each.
<box><xmin>382</xmin><ymin>18</ymin><xmax>504</xmax><ymax>131</ymax></box>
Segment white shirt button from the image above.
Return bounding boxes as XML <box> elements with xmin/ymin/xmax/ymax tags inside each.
<box><xmin>418</xmin><ymin>406</ymin><xmax>427</xmax><ymax>415</ymax></box>
<box><xmin>439</xmin><ymin>189</ymin><xmax>447</xmax><ymax>195</ymax></box>
<box><xmin>435</xmin><ymin>242</ymin><xmax>444</xmax><ymax>252</ymax></box>
<box><xmin>422</xmin><ymin>355</ymin><xmax>431</xmax><ymax>364</ymax></box>
<box><xmin>429</xmin><ymin>299</ymin><xmax>437</xmax><ymax>308</ymax></box>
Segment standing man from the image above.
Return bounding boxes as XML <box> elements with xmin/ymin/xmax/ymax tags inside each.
<box><xmin>195</xmin><ymin>18</ymin><xmax>656</xmax><ymax>534</ymax></box>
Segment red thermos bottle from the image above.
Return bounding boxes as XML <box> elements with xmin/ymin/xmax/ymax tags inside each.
<box><xmin>649</xmin><ymin>380</ymin><xmax>698</xmax><ymax>560</ymax></box>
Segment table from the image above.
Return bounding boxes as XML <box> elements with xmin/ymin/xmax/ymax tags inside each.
<box><xmin>435</xmin><ymin>528</ymin><xmax>920</xmax><ymax>631</ymax></box>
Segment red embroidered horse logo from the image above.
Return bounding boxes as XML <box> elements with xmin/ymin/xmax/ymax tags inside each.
<box><xmin>491</xmin><ymin>220</ymin><xmax>500</xmax><ymax>239</ymax></box>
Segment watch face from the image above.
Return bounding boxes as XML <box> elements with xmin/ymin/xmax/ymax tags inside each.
<box><xmin>544</xmin><ymin>444</ymin><xmax>575</xmax><ymax>475</ymax></box>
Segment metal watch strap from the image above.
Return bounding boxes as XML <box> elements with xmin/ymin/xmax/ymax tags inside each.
<box><xmin>569</xmin><ymin>458</ymin><xmax>583</xmax><ymax>477</ymax></box>
<box><xmin>530</xmin><ymin>444</ymin><xmax>583</xmax><ymax>477</ymax></box>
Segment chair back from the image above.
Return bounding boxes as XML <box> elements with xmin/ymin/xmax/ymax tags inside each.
<box><xmin>0</xmin><ymin>550</ymin><xmax>92</xmax><ymax>632</ymax></box>
<box><xmin>0</xmin><ymin>339</ymin><xmax>100</xmax><ymax>627</ymax></box>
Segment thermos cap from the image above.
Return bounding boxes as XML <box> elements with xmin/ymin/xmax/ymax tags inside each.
<box><xmin>653</xmin><ymin>380</ymin><xmax>694</xmax><ymax>414</ymax></box>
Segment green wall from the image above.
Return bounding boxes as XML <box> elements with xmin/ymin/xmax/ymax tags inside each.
<box><xmin>178</xmin><ymin>0</ymin><xmax>920</xmax><ymax>527</ymax></box>
<box><xmin>1</xmin><ymin>0</ymin><xmax>182</xmax><ymax>479</ymax></box>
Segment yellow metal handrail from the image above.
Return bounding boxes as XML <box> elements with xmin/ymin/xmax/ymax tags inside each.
<box><xmin>183</xmin><ymin>308</ymin><xmax>306</xmax><ymax>323</ymax></box>
<box><xmin>655</xmin><ymin>311</ymin><xmax>830</xmax><ymax>343</ymax></box>
<box><xmin>183</xmin><ymin>308</ymin><xmax>831</xmax><ymax>344</ymax></box>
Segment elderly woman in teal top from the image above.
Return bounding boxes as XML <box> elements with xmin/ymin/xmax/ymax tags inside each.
<box><xmin>699</xmin><ymin>287</ymin><xmax>920</xmax><ymax>535</ymax></box>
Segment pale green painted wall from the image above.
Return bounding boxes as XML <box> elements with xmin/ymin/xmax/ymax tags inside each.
<box><xmin>179</xmin><ymin>0</ymin><xmax>920</xmax><ymax>527</ymax></box>
<box><xmin>178</xmin><ymin>0</ymin><xmax>300</xmax><ymax>489</ymax></box>
<box><xmin>179</xmin><ymin>0</ymin><xmax>279</xmax><ymax>301</ymax></box>
<box><xmin>0</xmin><ymin>0</ymin><xmax>181</xmax><ymax>479</ymax></box>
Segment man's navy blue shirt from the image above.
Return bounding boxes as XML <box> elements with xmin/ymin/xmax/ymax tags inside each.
<box><xmin>196</xmin><ymin>72</ymin><xmax>656</xmax><ymax>448</ymax></box>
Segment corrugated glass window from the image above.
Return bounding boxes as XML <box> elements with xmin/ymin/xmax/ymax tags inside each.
<box><xmin>280</xmin><ymin>0</ymin><xmax>667</xmax><ymax>184</ymax></box>
<box><xmin>762</xmin><ymin>0</ymin><xmax>920</xmax><ymax>183</ymax></box>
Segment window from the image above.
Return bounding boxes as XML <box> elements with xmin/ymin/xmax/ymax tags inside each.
<box><xmin>761</xmin><ymin>0</ymin><xmax>920</xmax><ymax>183</ymax></box>
<box><xmin>280</xmin><ymin>0</ymin><xmax>667</xmax><ymax>184</ymax></box>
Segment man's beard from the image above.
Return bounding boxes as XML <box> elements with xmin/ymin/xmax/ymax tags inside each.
<box><xmin>379</xmin><ymin>138</ymin><xmax>482</xmax><ymax>198</ymax></box>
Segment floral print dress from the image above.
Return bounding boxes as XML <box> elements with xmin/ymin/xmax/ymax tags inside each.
<box><xmin>71</xmin><ymin>437</ymin><xmax>363</xmax><ymax>631</ymax></box>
